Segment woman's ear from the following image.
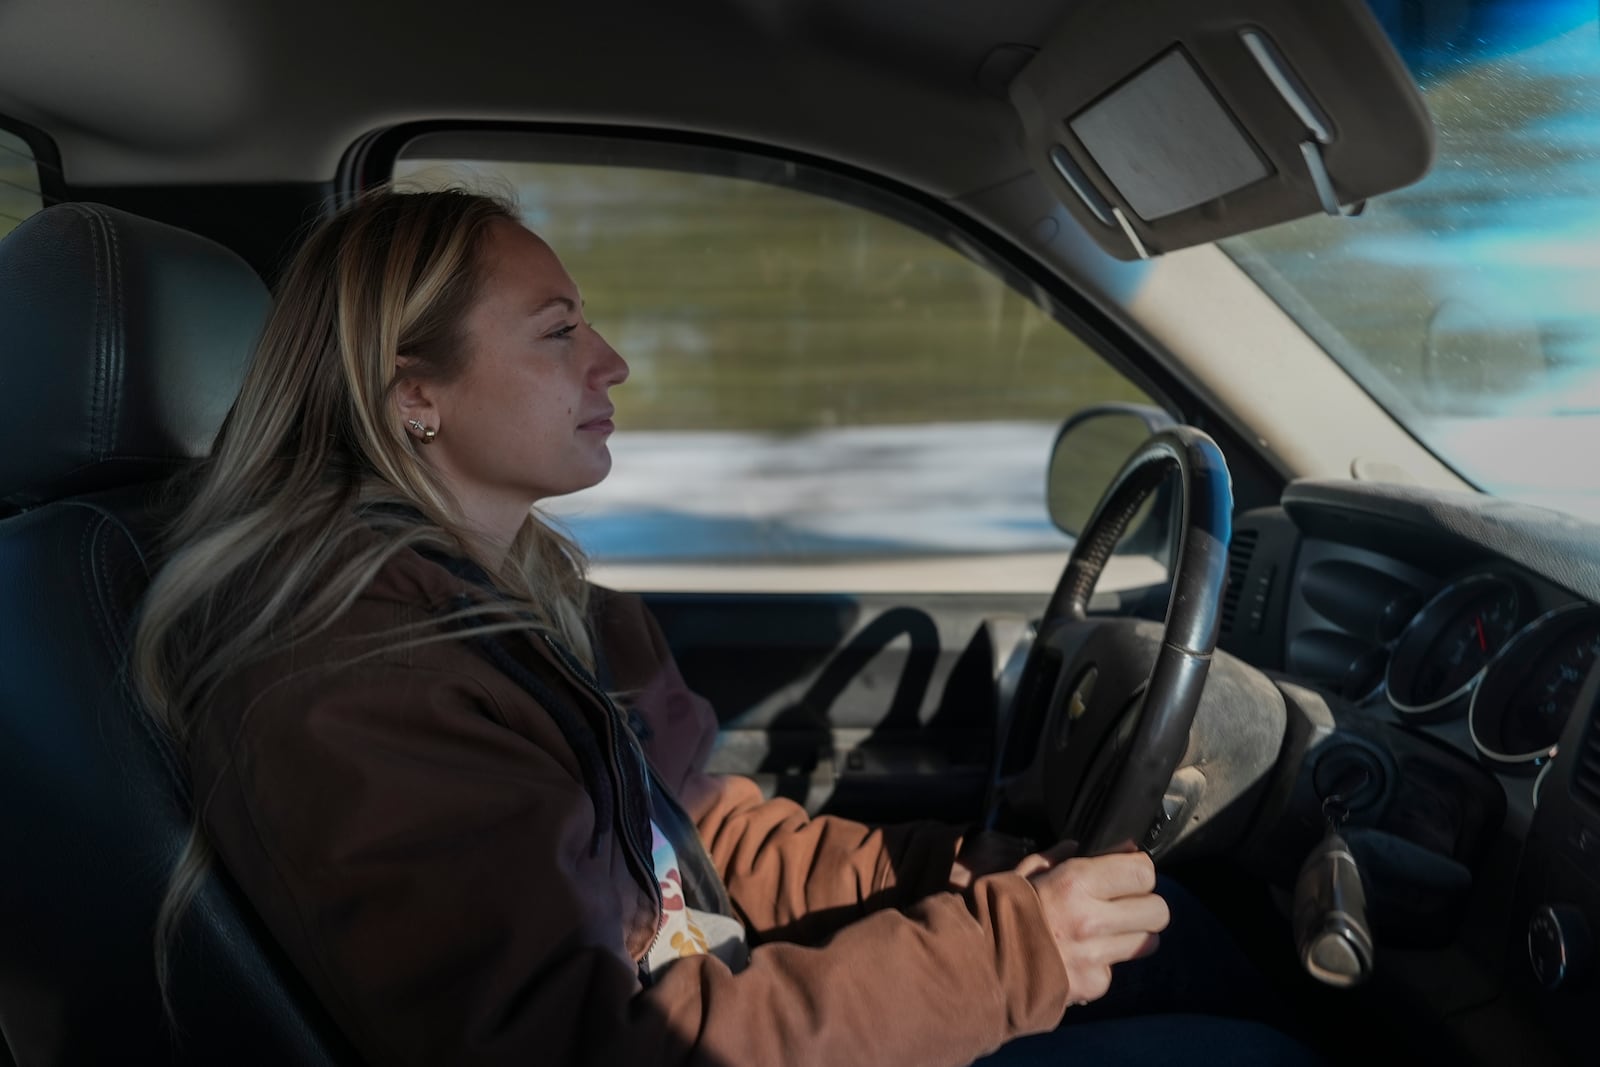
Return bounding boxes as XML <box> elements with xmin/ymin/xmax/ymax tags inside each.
<box><xmin>392</xmin><ymin>364</ymin><xmax>440</xmax><ymax>436</ymax></box>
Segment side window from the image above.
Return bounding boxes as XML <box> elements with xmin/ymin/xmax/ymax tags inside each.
<box><xmin>0</xmin><ymin>128</ymin><xmax>43</xmax><ymax>241</ymax></box>
<box><xmin>394</xmin><ymin>155</ymin><xmax>1156</xmax><ymax>591</ymax></box>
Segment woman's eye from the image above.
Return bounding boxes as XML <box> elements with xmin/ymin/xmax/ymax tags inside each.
<box><xmin>546</xmin><ymin>323</ymin><xmax>578</xmax><ymax>340</ymax></box>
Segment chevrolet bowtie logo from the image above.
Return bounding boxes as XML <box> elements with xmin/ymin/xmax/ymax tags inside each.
<box><xmin>1068</xmin><ymin>666</ymin><xmax>1098</xmax><ymax>721</ymax></box>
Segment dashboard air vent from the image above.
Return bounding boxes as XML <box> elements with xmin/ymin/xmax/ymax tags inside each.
<box><xmin>1220</xmin><ymin>528</ymin><xmax>1259</xmax><ymax>635</ymax></box>
<box><xmin>1573</xmin><ymin>705</ymin><xmax>1600</xmax><ymax>813</ymax></box>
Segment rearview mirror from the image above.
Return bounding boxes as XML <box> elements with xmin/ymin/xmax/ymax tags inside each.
<box><xmin>1047</xmin><ymin>404</ymin><xmax>1176</xmax><ymax>554</ymax></box>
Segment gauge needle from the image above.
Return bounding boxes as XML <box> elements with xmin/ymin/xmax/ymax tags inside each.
<box><xmin>1475</xmin><ymin>616</ymin><xmax>1487</xmax><ymax>652</ymax></box>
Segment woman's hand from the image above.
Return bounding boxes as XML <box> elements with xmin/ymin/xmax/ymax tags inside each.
<box><xmin>1020</xmin><ymin>842</ymin><xmax>1169</xmax><ymax>1006</ymax></box>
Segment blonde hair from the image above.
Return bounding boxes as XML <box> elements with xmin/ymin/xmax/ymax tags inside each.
<box><xmin>132</xmin><ymin>188</ymin><xmax>597</xmax><ymax>1018</ymax></box>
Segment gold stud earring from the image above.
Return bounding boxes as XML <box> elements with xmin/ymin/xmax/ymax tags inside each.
<box><xmin>406</xmin><ymin>419</ymin><xmax>438</xmax><ymax>443</ymax></box>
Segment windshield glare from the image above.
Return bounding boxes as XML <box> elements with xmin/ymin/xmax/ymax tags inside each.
<box><xmin>1220</xmin><ymin>0</ymin><xmax>1600</xmax><ymax>519</ymax></box>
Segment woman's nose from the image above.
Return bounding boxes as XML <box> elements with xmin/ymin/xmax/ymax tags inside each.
<box><xmin>596</xmin><ymin>338</ymin><xmax>629</xmax><ymax>387</ymax></box>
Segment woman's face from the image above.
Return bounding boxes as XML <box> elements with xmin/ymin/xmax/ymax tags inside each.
<box><xmin>405</xmin><ymin>219</ymin><xmax>629</xmax><ymax>522</ymax></box>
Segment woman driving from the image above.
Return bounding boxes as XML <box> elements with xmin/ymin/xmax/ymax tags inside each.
<box><xmin>133</xmin><ymin>189</ymin><xmax>1308</xmax><ymax>1066</ymax></box>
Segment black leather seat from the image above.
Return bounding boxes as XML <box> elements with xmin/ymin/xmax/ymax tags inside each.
<box><xmin>0</xmin><ymin>204</ymin><xmax>354</xmax><ymax>1065</ymax></box>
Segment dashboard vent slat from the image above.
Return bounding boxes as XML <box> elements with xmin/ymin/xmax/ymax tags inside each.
<box><xmin>1573</xmin><ymin>705</ymin><xmax>1600</xmax><ymax>812</ymax></box>
<box><xmin>1220</xmin><ymin>528</ymin><xmax>1259</xmax><ymax>635</ymax></box>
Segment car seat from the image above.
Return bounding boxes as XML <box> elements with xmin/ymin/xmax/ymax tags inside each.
<box><xmin>0</xmin><ymin>204</ymin><xmax>355</xmax><ymax>1065</ymax></box>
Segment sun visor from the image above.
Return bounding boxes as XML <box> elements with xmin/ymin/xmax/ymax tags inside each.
<box><xmin>1010</xmin><ymin>0</ymin><xmax>1434</xmax><ymax>260</ymax></box>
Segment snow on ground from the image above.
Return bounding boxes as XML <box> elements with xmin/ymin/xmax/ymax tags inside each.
<box><xmin>544</xmin><ymin>422</ymin><xmax>1074</xmax><ymax>562</ymax></box>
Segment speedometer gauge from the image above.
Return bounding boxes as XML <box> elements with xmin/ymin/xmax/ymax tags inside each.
<box><xmin>1471</xmin><ymin>604</ymin><xmax>1600</xmax><ymax>767</ymax></box>
<box><xmin>1387</xmin><ymin>574</ymin><xmax>1524</xmax><ymax>718</ymax></box>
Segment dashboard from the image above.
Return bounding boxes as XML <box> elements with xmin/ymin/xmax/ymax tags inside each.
<box><xmin>1218</xmin><ymin>477</ymin><xmax>1600</xmax><ymax>1060</ymax></box>
<box><xmin>1272</xmin><ymin>534</ymin><xmax>1598</xmax><ymax>777</ymax></box>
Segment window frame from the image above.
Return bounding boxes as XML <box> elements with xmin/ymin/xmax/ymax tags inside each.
<box><xmin>0</xmin><ymin>114</ymin><xmax>66</xmax><ymax>222</ymax></box>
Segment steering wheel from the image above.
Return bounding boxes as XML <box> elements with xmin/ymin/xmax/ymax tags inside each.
<box><xmin>993</xmin><ymin>426</ymin><xmax>1233</xmax><ymax>856</ymax></box>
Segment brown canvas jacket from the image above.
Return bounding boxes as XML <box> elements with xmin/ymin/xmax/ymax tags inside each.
<box><xmin>189</xmin><ymin>540</ymin><xmax>1072</xmax><ymax>1066</ymax></box>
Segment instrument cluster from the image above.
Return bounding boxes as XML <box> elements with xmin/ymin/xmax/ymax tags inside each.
<box><xmin>1384</xmin><ymin>571</ymin><xmax>1600</xmax><ymax>770</ymax></box>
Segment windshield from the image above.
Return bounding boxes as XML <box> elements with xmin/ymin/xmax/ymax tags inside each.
<box><xmin>1220</xmin><ymin>0</ymin><xmax>1600</xmax><ymax>519</ymax></box>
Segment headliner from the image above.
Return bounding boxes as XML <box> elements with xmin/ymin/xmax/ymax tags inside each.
<box><xmin>0</xmin><ymin>0</ymin><xmax>1077</xmax><ymax>195</ymax></box>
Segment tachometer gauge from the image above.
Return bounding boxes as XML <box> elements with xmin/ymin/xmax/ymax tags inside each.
<box><xmin>1471</xmin><ymin>605</ymin><xmax>1600</xmax><ymax>767</ymax></box>
<box><xmin>1387</xmin><ymin>574</ymin><xmax>1524</xmax><ymax>718</ymax></box>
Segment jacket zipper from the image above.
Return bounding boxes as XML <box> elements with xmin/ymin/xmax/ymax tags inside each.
<box><xmin>538</xmin><ymin>634</ymin><xmax>665</xmax><ymax>969</ymax></box>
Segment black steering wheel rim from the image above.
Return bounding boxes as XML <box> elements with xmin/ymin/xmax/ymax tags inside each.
<box><xmin>1035</xmin><ymin>426</ymin><xmax>1233</xmax><ymax>855</ymax></box>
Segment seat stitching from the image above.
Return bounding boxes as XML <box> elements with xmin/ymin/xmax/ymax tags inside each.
<box><xmin>101</xmin><ymin>211</ymin><xmax>126</xmax><ymax>453</ymax></box>
<box><xmin>59</xmin><ymin>498</ymin><xmax>153</xmax><ymax>572</ymax></box>
<box><xmin>78</xmin><ymin>514</ymin><xmax>121</xmax><ymax>670</ymax></box>
<box><xmin>84</xmin><ymin>508</ymin><xmax>192</xmax><ymax>805</ymax></box>
<box><xmin>62</xmin><ymin>204</ymin><xmax>111</xmax><ymax>460</ymax></box>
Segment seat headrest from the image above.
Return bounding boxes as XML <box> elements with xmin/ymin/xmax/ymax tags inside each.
<box><xmin>0</xmin><ymin>203</ymin><xmax>270</xmax><ymax>508</ymax></box>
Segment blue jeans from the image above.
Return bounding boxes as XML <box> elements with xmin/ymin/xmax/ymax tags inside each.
<box><xmin>974</xmin><ymin>876</ymin><xmax>1323</xmax><ymax>1066</ymax></box>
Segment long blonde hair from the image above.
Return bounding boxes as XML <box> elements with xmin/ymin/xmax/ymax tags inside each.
<box><xmin>133</xmin><ymin>188</ymin><xmax>597</xmax><ymax>1015</ymax></box>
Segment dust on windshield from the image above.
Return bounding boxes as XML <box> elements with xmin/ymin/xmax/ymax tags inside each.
<box><xmin>1221</xmin><ymin>0</ymin><xmax>1600</xmax><ymax>519</ymax></box>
